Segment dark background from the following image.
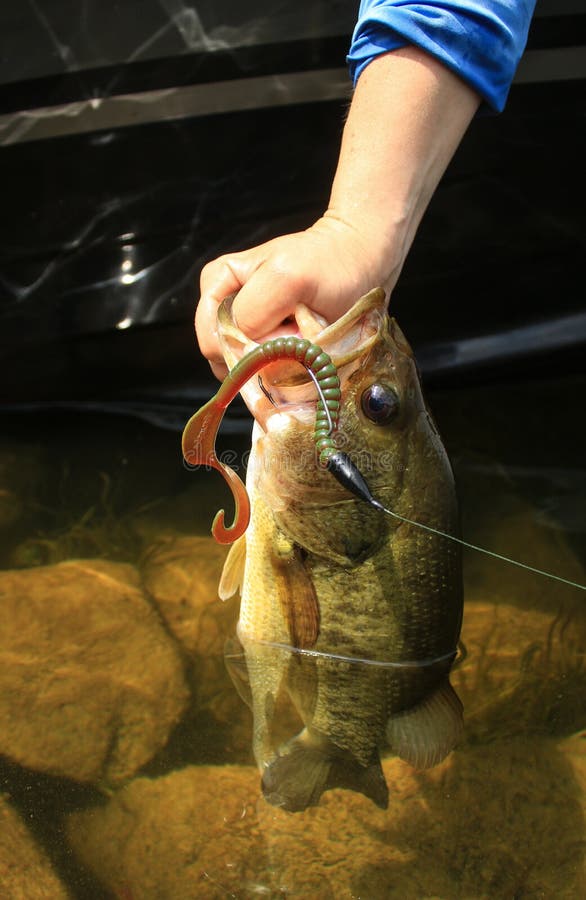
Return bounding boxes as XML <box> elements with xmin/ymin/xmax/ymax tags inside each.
<box><xmin>0</xmin><ymin>0</ymin><xmax>584</xmax><ymax>405</ymax></box>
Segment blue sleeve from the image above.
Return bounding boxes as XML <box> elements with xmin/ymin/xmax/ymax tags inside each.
<box><xmin>347</xmin><ymin>1</ymin><xmax>537</xmax><ymax>112</ymax></box>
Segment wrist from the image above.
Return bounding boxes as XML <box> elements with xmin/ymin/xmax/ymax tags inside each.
<box><xmin>310</xmin><ymin>210</ymin><xmax>404</xmax><ymax>299</ymax></box>
<box><xmin>324</xmin><ymin>47</ymin><xmax>480</xmax><ymax>294</ymax></box>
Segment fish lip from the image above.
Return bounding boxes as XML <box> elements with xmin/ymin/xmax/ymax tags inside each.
<box><xmin>218</xmin><ymin>287</ymin><xmax>386</xmax><ymax>371</ymax></box>
<box><xmin>216</xmin><ymin>287</ymin><xmax>388</xmax><ymax>427</ymax></box>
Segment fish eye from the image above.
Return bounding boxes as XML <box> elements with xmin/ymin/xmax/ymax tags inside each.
<box><xmin>360</xmin><ymin>383</ymin><xmax>400</xmax><ymax>425</ymax></box>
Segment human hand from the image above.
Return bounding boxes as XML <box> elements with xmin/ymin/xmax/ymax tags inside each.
<box><xmin>195</xmin><ymin>213</ymin><xmax>397</xmax><ymax>379</ymax></box>
<box><xmin>195</xmin><ymin>47</ymin><xmax>480</xmax><ymax>380</ymax></box>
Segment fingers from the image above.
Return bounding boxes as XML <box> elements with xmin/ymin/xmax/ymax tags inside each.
<box><xmin>194</xmin><ymin>221</ymin><xmax>384</xmax><ymax>378</ymax></box>
<box><xmin>230</xmin><ymin>255</ymin><xmax>316</xmax><ymax>341</ymax></box>
<box><xmin>195</xmin><ymin>234</ymin><xmax>319</xmax><ymax>374</ymax></box>
<box><xmin>210</xmin><ymin>360</ymin><xmax>229</xmax><ymax>380</ymax></box>
<box><xmin>195</xmin><ymin>255</ymin><xmax>248</xmax><ymax>367</ymax></box>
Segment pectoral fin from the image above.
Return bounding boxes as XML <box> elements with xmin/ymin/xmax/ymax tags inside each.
<box><xmin>219</xmin><ymin>534</ymin><xmax>246</xmax><ymax>600</ymax></box>
<box><xmin>271</xmin><ymin>533</ymin><xmax>319</xmax><ymax>649</ymax></box>
<box><xmin>386</xmin><ymin>679</ymin><xmax>463</xmax><ymax>769</ymax></box>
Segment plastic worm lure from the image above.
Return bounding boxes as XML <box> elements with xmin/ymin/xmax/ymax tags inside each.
<box><xmin>181</xmin><ymin>333</ymin><xmax>586</xmax><ymax>592</ymax></box>
<box><xmin>181</xmin><ymin>336</ymin><xmax>365</xmax><ymax>544</ymax></box>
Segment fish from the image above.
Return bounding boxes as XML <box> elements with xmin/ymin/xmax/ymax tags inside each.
<box><xmin>216</xmin><ymin>287</ymin><xmax>463</xmax><ymax>812</ymax></box>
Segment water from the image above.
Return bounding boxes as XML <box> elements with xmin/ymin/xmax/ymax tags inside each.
<box><xmin>0</xmin><ymin>374</ymin><xmax>585</xmax><ymax>898</ymax></box>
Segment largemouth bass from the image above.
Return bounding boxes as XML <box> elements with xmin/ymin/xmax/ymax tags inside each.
<box><xmin>216</xmin><ymin>288</ymin><xmax>463</xmax><ymax>812</ymax></box>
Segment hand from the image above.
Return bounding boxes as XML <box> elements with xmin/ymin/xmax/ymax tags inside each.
<box><xmin>195</xmin><ymin>47</ymin><xmax>479</xmax><ymax>380</ymax></box>
<box><xmin>195</xmin><ymin>213</ymin><xmax>397</xmax><ymax>379</ymax></box>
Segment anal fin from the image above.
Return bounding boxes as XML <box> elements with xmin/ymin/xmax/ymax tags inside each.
<box><xmin>386</xmin><ymin>679</ymin><xmax>463</xmax><ymax>769</ymax></box>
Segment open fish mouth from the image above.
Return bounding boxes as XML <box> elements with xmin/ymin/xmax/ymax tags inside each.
<box><xmin>217</xmin><ymin>287</ymin><xmax>388</xmax><ymax>427</ymax></box>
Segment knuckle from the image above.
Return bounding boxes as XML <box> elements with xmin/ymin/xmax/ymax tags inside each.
<box><xmin>199</xmin><ymin>256</ymin><xmax>223</xmax><ymax>284</ymax></box>
<box><xmin>264</xmin><ymin>247</ymin><xmax>310</xmax><ymax>285</ymax></box>
<box><xmin>270</xmin><ymin>260</ymin><xmax>317</xmax><ymax>301</ymax></box>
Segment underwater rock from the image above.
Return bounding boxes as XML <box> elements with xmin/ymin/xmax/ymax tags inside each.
<box><xmin>67</xmin><ymin>766</ymin><xmax>262</xmax><ymax>899</ymax></box>
<box><xmin>458</xmin><ymin>460</ymin><xmax>586</xmax><ymax>616</ymax></box>
<box><xmin>0</xmin><ymin>446</ymin><xmax>45</xmax><ymax>534</ymax></box>
<box><xmin>130</xmin><ymin>478</ymin><xmax>244</xmax><ymax>546</ymax></box>
<box><xmin>141</xmin><ymin>535</ymin><xmax>236</xmax><ymax>655</ymax></box>
<box><xmin>67</xmin><ymin>735</ymin><xmax>586</xmax><ymax>899</ymax></box>
<box><xmin>464</xmin><ymin>505</ymin><xmax>586</xmax><ymax>616</ymax></box>
<box><xmin>0</xmin><ymin>487</ymin><xmax>22</xmax><ymax>530</ymax></box>
<box><xmin>0</xmin><ymin>795</ymin><xmax>71</xmax><ymax>899</ymax></box>
<box><xmin>559</xmin><ymin>730</ymin><xmax>586</xmax><ymax>794</ymax></box>
<box><xmin>141</xmin><ymin>535</ymin><xmax>242</xmax><ymax>725</ymax></box>
<box><xmin>454</xmin><ymin>599</ymin><xmax>586</xmax><ymax>742</ymax></box>
<box><xmin>0</xmin><ymin>446</ymin><xmax>39</xmax><ymax>494</ymax></box>
<box><xmin>0</xmin><ymin>559</ymin><xmax>189</xmax><ymax>786</ymax></box>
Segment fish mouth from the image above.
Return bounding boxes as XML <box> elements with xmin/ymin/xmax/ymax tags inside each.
<box><xmin>217</xmin><ymin>287</ymin><xmax>387</xmax><ymax>428</ymax></box>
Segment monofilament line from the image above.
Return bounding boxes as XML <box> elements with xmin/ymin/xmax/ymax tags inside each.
<box><xmin>371</xmin><ymin>500</ymin><xmax>586</xmax><ymax>592</ymax></box>
<box><xmin>306</xmin><ymin>366</ymin><xmax>334</xmax><ymax>434</ymax></box>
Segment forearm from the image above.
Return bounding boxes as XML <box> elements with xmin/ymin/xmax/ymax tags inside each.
<box><xmin>325</xmin><ymin>45</ymin><xmax>481</xmax><ymax>295</ymax></box>
<box><xmin>197</xmin><ymin>46</ymin><xmax>481</xmax><ymax>371</ymax></box>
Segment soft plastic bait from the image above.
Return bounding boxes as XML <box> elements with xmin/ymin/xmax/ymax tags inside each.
<box><xmin>181</xmin><ymin>336</ymin><xmax>363</xmax><ymax>543</ymax></box>
<box><xmin>183</xmin><ymin>336</ymin><xmax>586</xmax><ymax>594</ymax></box>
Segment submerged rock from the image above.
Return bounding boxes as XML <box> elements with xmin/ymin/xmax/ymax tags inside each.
<box><xmin>560</xmin><ymin>730</ymin><xmax>586</xmax><ymax>793</ymax></box>
<box><xmin>0</xmin><ymin>487</ymin><xmax>22</xmax><ymax>530</ymax></box>
<box><xmin>0</xmin><ymin>559</ymin><xmax>189</xmax><ymax>786</ymax></box>
<box><xmin>0</xmin><ymin>445</ymin><xmax>46</xmax><ymax>544</ymax></box>
<box><xmin>67</xmin><ymin>733</ymin><xmax>586</xmax><ymax>900</ymax></box>
<box><xmin>141</xmin><ymin>535</ymin><xmax>242</xmax><ymax>726</ymax></box>
<box><xmin>141</xmin><ymin>535</ymin><xmax>236</xmax><ymax>656</ymax></box>
<box><xmin>458</xmin><ymin>458</ymin><xmax>586</xmax><ymax>616</ymax></box>
<box><xmin>454</xmin><ymin>599</ymin><xmax>586</xmax><ymax>742</ymax></box>
<box><xmin>64</xmin><ymin>591</ymin><xmax>586</xmax><ymax>898</ymax></box>
<box><xmin>0</xmin><ymin>796</ymin><xmax>70</xmax><ymax>899</ymax></box>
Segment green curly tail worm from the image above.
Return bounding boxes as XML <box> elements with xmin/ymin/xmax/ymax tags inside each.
<box><xmin>183</xmin><ymin>323</ymin><xmax>586</xmax><ymax>592</ymax></box>
<box><xmin>181</xmin><ymin>336</ymin><xmax>342</xmax><ymax>544</ymax></box>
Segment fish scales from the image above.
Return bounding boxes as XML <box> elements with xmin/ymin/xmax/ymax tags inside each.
<box><xmin>218</xmin><ymin>288</ymin><xmax>464</xmax><ymax>812</ymax></box>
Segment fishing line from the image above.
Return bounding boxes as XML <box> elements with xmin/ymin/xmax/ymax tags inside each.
<box><xmin>257</xmin><ymin>375</ymin><xmax>276</xmax><ymax>407</ymax></box>
<box><xmin>183</xmin><ymin>327</ymin><xmax>586</xmax><ymax>592</ymax></box>
<box><xmin>233</xmin><ymin>634</ymin><xmax>459</xmax><ymax>670</ymax></box>
<box><xmin>326</xmin><ymin>450</ymin><xmax>586</xmax><ymax>593</ymax></box>
<box><xmin>306</xmin><ymin>366</ymin><xmax>335</xmax><ymax>434</ymax></box>
<box><xmin>259</xmin><ymin>368</ymin><xmax>335</xmax><ymax>433</ymax></box>
<box><xmin>378</xmin><ymin>503</ymin><xmax>586</xmax><ymax>592</ymax></box>
<box><xmin>182</xmin><ymin>333</ymin><xmax>342</xmax><ymax>541</ymax></box>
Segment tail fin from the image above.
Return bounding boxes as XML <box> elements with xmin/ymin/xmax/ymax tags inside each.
<box><xmin>261</xmin><ymin>732</ymin><xmax>389</xmax><ymax>812</ymax></box>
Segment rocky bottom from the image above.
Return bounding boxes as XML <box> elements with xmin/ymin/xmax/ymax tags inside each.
<box><xmin>1</xmin><ymin>434</ymin><xmax>585</xmax><ymax>898</ymax></box>
<box><xmin>65</xmin><ymin>733</ymin><xmax>586</xmax><ymax>900</ymax></box>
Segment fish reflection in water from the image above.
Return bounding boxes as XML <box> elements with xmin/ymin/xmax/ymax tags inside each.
<box><xmin>225</xmin><ymin>632</ymin><xmax>467</xmax><ymax>808</ymax></box>
<box><xmin>207</xmin><ymin>289</ymin><xmax>464</xmax><ymax>812</ymax></box>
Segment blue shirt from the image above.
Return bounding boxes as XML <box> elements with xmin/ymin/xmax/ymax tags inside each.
<box><xmin>347</xmin><ymin>1</ymin><xmax>537</xmax><ymax>112</ymax></box>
